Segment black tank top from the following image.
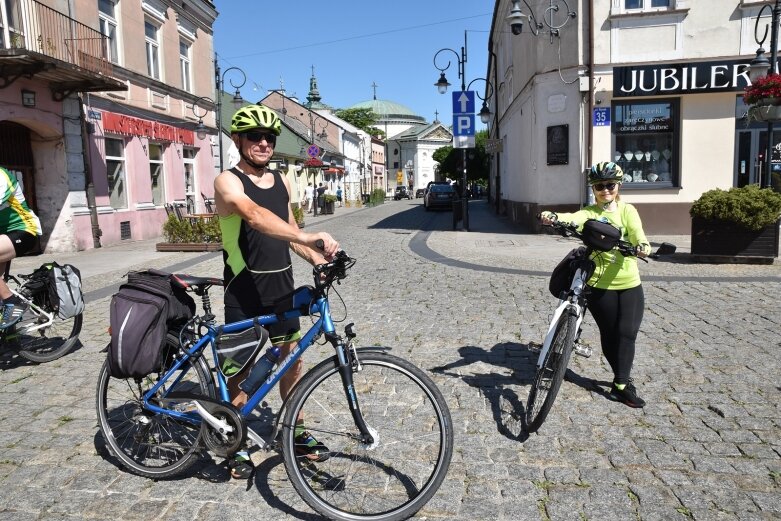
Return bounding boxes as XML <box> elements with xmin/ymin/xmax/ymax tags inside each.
<box><xmin>223</xmin><ymin>167</ymin><xmax>294</xmax><ymax>309</ymax></box>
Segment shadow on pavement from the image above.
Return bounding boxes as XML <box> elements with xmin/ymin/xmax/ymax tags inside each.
<box><xmin>254</xmin><ymin>453</ymin><xmax>326</xmax><ymax>520</ymax></box>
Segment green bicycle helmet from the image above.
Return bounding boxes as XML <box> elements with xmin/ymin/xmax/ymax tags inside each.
<box><xmin>230</xmin><ymin>104</ymin><xmax>281</xmax><ymax>135</ymax></box>
<box><xmin>588</xmin><ymin>161</ymin><xmax>624</xmax><ymax>184</ymax></box>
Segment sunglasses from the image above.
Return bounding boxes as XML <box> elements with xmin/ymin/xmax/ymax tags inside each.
<box><xmin>241</xmin><ymin>131</ymin><xmax>276</xmax><ymax>145</ymax></box>
<box><xmin>592</xmin><ymin>182</ymin><xmax>617</xmax><ymax>191</ymax></box>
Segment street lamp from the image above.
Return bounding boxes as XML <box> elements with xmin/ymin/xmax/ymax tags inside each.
<box><xmin>749</xmin><ymin>0</ymin><xmax>781</xmax><ymax>189</ymax></box>
<box><xmin>306</xmin><ymin>112</ymin><xmax>329</xmax><ymax>216</ymax></box>
<box><xmin>214</xmin><ymin>56</ymin><xmax>246</xmax><ymax>172</ymax></box>
<box><xmin>190</xmin><ymin>96</ymin><xmax>215</xmax><ymax>141</ymax></box>
<box><xmin>433</xmin><ymin>31</ymin><xmax>494</xmax><ymax>231</ymax></box>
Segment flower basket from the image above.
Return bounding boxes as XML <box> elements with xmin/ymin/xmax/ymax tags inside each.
<box><xmin>743</xmin><ymin>74</ymin><xmax>781</xmax><ymax>106</ymax></box>
<box><xmin>749</xmin><ymin>104</ymin><xmax>781</xmax><ymax>122</ymax></box>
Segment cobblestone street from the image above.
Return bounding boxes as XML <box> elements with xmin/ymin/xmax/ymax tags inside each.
<box><xmin>1</xmin><ymin>199</ymin><xmax>779</xmax><ymax>520</ymax></box>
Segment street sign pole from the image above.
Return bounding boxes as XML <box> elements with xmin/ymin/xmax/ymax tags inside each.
<box><xmin>452</xmin><ymin>90</ymin><xmax>476</xmax><ymax>231</ymax></box>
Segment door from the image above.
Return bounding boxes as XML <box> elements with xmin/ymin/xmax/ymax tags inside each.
<box><xmin>735</xmin><ymin>129</ymin><xmax>781</xmax><ymax>187</ymax></box>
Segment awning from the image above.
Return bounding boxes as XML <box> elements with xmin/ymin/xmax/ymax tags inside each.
<box><xmin>324</xmin><ymin>167</ymin><xmax>345</xmax><ymax>175</ymax></box>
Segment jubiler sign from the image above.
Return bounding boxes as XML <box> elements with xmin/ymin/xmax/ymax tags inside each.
<box><xmin>613</xmin><ymin>59</ymin><xmax>751</xmax><ymax>97</ymax></box>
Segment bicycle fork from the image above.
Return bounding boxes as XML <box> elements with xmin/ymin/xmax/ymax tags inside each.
<box><xmin>329</xmin><ymin>325</ymin><xmax>377</xmax><ymax>448</ymax></box>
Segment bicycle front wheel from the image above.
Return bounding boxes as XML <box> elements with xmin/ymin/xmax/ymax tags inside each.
<box><xmin>95</xmin><ymin>333</ymin><xmax>214</xmax><ymax>479</ymax></box>
<box><xmin>525</xmin><ymin>311</ymin><xmax>577</xmax><ymax>433</ymax></box>
<box><xmin>12</xmin><ymin>311</ymin><xmax>82</xmax><ymax>363</ymax></box>
<box><xmin>282</xmin><ymin>351</ymin><xmax>453</xmax><ymax>521</ymax></box>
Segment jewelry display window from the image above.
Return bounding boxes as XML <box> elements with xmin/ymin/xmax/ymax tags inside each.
<box><xmin>611</xmin><ymin>99</ymin><xmax>679</xmax><ymax>187</ymax></box>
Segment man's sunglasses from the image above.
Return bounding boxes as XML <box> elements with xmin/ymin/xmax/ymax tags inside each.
<box><xmin>592</xmin><ymin>182</ymin><xmax>617</xmax><ymax>191</ymax></box>
<box><xmin>241</xmin><ymin>131</ymin><xmax>276</xmax><ymax>145</ymax></box>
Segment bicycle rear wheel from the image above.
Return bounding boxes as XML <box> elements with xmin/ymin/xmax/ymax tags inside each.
<box><xmin>525</xmin><ymin>311</ymin><xmax>577</xmax><ymax>433</ymax></box>
<box><xmin>11</xmin><ymin>310</ymin><xmax>82</xmax><ymax>363</ymax></box>
<box><xmin>282</xmin><ymin>351</ymin><xmax>453</xmax><ymax>521</ymax></box>
<box><xmin>95</xmin><ymin>333</ymin><xmax>214</xmax><ymax>479</ymax></box>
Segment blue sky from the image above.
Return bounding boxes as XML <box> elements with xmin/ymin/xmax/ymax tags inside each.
<box><xmin>213</xmin><ymin>2</ymin><xmax>494</xmax><ymax>128</ymax></box>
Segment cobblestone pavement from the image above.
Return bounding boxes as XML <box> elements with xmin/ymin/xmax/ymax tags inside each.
<box><xmin>1</xmin><ymin>200</ymin><xmax>779</xmax><ymax>520</ymax></box>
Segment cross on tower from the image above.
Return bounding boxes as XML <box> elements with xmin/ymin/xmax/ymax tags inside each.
<box><xmin>371</xmin><ymin>81</ymin><xmax>379</xmax><ymax>100</ymax></box>
<box><xmin>434</xmin><ymin>110</ymin><xmax>439</xmax><ymax>123</ymax></box>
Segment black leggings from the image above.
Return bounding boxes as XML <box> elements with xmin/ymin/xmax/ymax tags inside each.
<box><xmin>586</xmin><ymin>284</ymin><xmax>644</xmax><ymax>385</ymax></box>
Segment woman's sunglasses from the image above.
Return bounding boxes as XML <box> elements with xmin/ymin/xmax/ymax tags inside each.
<box><xmin>241</xmin><ymin>131</ymin><xmax>276</xmax><ymax>145</ymax></box>
<box><xmin>592</xmin><ymin>182</ymin><xmax>617</xmax><ymax>191</ymax></box>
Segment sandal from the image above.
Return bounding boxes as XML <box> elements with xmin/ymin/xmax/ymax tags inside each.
<box><xmin>227</xmin><ymin>453</ymin><xmax>254</xmax><ymax>479</ymax></box>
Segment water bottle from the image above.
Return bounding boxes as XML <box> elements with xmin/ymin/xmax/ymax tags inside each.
<box><xmin>239</xmin><ymin>346</ymin><xmax>281</xmax><ymax>395</ymax></box>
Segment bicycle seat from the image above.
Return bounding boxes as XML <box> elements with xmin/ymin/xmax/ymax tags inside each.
<box><xmin>170</xmin><ymin>274</ymin><xmax>224</xmax><ymax>290</ymax></box>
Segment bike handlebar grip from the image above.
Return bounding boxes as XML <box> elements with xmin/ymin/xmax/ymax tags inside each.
<box><xmin>315</xmin><ymin>239</ymin><xmax>325</xmax><ymax>251</ymax></box>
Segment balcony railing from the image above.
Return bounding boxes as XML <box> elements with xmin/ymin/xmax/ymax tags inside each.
<box><xmin>0</xmin><ymin>0</ymin><xmax>113</xmax><ymax>76</ymax></box>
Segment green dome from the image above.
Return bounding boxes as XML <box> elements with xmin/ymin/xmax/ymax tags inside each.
<box><xmin>350</xmin><ymin>99</ymin><xmax>426</xmax><ymax>122</ymax></box>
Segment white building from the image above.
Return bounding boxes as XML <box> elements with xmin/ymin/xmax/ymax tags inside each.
<box><xmin>488</xmin><ymin>0</ymin><xmax>773</xmax><ymax>234</ymax></box>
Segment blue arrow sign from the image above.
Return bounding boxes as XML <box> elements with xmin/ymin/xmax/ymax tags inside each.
<box><xmin>452</xmin><ymin>91</ymin><xmax>475</xmax><ymax>115</ymax></box>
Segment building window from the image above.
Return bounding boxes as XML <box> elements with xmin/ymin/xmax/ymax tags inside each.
<box><xmin>611</xmin><ymin>99</ymin><xmax>679</xmax><ymax>187</ymax></box>
<box><xmin>183</xmin><ymin>147</ymin><xmax>195</xmax><ymax>213</ymax></box>
<box><xmin>624</xmin><ymin>0</ymin><xmax>670</xmax><ymax>10</ymax></box>
<box><xmin>148</xmin><ymin>143</ymin><xmax>165</xmax><ymax>205</ymax></box>
<box><xmin>105</xmin><ymin>137</ymin><xmax>127</xmax><ymax>209</ymax></box>
<box><xmin>179</xmin><ymin>38</ymin><xmax>192</xmax><ymax>93</ymax></box>
<box><xmin>99</xmin><ymin>0</ymin><xmax>119</xmax><ymax>64</ymax></box>
<box><xmin>145</xmin><ymin>20</ymin><xmax>160</xmax><ymax>80</ymax></box>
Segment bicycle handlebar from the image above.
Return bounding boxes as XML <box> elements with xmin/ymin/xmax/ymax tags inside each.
<box><xmin>543</xmin><ymin>220</ymin><xmax>648</xmax><ymax>262</ymax></box>
<box><xmin>313</xmin><ymin>250</ymin><xmax>355</xmax><ymax>291</ymax></box>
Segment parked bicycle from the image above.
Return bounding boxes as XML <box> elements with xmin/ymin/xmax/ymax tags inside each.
<box><xmin>525</xmin><ymin>219</ymin><xmax>675</xmax><ymax>433</ymax></box>
<box><xmin>0</xmin><ymin>262</ymin><xmax>83</xmax><ymax>363</ymax></box>
<box><xmin>96</xmin><ymin>247</ymin><xmax>454</xmax><ymax>521</ymax></box>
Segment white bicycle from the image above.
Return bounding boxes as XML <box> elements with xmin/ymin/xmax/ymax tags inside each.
<box><xmin>525</xmin><ymin>218</ymin><xmax>675</xmax><ymax>433</ymax></box>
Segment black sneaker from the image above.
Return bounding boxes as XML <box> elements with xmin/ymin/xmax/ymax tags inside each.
<box><xmin>0</xmin><ymin>301</ymin><xmax>27</xmax><ymax>329</ymax></box>
<box><xmin>295</xmin><ymin>431</ymin><xmax>330</xmax><ymax>462</ymax></box>
<box><xmin>610</xmin><ymin>381</ymin><xmax>646</xmax><ymax>408</ymax></box>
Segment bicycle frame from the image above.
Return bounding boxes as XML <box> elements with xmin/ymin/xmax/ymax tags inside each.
<box><xmin>4</xmin><ymin>276</ymin><xmax>55</xmax><ymax>335</ymax></box>
<box><xmin>141</xmin><ymin>286</ymin><xmax>370</xmax><ymax>449</ymax></box>
<box><xmin>536</xmin><ymin>263</ymin><xmax>589</xmax><ymax>368</ymax></box>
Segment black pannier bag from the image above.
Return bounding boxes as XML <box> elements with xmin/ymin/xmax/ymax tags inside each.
<box><xmin>581</xmin><ymin>219</ymin><xmax>622</xmax><ymax>252</ymax></box>
<box><xmin>216</xmin><ymin>318</ymin><xmax>269</xmax><ymax>378</ymax></box>
<box><xmin>107</xmin><ymin>269</ymin><xmax>196</xmax><ymax>378</ymax></box>
<box><xmin>549</xmin><ymin>246</ymin><xmax>594</xmax><ymax>298</ymax></box>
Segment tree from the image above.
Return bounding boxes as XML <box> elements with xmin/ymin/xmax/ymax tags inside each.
<box><xmin>334</xmin><ymin>108</ymin><xmax>385</xmax><ymax>137</ymax></box>
<box><xmin>432</xmin><ymin>129</ymin><xmax>489</xmax><ymax>182</ymax></box>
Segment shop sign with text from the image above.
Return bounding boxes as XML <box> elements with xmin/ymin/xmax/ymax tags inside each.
<box><xmin>614</xmin><ymin>59</ymin><xmax>751</xmax><ymax>97</ymax></box>
<box><xmin>102</xmin><ymin>112</ymin><xmax>194</xmax><ymax>145</ymax></box>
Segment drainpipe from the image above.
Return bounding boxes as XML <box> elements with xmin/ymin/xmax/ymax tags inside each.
<box><xmin>586</xmin><ymin>0</ymin><xmax>595</xmax><ymax>207</ymax></box>
<box><xmin>490</xmin><ymin>48</ymin><xmax>501</xmax><ymax>215</ymax></box>
<box><xmin>78</xmin><ymin>95</ymin><xmax>102</xmax><ymax>248</ymax></box>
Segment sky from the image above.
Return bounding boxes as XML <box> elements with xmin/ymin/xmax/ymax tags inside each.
<box><xmin>213</xmin><ymin>1</ymin><xmax>495</xmax><ymax>129</ymax></box>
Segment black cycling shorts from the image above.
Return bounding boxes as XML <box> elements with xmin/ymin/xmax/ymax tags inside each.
<box><xmin>4</xmin><ymin>230</ymin><xmax>38</xmax><ymax>256</ymax></box>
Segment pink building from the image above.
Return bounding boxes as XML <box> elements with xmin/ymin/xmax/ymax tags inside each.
<box><xmin>0</xmin><ymin>0</ymin><xmax>218</xmax><ymax>252</ymax></box>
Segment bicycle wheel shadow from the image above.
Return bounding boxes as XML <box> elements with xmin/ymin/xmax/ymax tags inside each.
<box><xmin>0</xmin><ymin>338</ymin><xmax>84</xmax><ymax>369</ymax></box>
<box><xmin>431</xmin><ymin>342</ymin><xmax>537</xmax><ymax>442</ymax></box>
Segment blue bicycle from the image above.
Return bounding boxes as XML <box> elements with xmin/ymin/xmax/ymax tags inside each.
<box><xmin>95</xmin><ymin>250</ymin><xmax>453</xmax><ymax>521</ymax></box>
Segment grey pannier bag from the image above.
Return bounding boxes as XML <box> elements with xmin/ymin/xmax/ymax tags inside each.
<box><xmin>44</xmin><ymin>262</ymin><xmax>85</xmax><ymax>319</ymax></box>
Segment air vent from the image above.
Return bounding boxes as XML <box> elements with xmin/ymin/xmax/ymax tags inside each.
<box><xmin>120</xmin><ymin>221</ymin><xmax>131</xmax><ymax>240</ymax></box>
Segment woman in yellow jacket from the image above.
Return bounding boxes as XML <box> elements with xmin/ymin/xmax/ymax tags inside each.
<box><xmin>541</xmin><ymin>162</ymin><xmax>651</xmax><ymax>408</ymax></box>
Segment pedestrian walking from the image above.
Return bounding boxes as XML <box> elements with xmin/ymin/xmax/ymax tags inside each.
<box><xmin>336</xmin><ymin>185</ymin><xmax>343</xmax><ymax>207</ymax></box>
<box><xmin>304</xmin><ymin>183</ymin><xmax>314</xmax><ymax>213</ymax></box>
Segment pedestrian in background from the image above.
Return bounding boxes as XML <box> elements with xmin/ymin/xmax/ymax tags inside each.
<box><xmin>304</xmin><ymin>183</ymin><xmax>314</xmax><ymax>213</ymax></box>
<box><xmin>336</xmin><ymin>185</ymin><xmax>343</xmax><ymax>207</ymax></box>
<box><xmin>540</xmin><ymin>161</ymin><xmax>651</xmax><ymax>408</ymax></box>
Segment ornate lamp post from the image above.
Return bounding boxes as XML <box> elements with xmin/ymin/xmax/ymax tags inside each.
<box><xmin>214</xmin><ymin>56</ymin><xmax>246</xmax><ymax>172</ymax></box>
<box><xmin>306</xmin><ymin>112</ymin><xmax>329</xmax><ymax>216</ymax></box>
<box><xmin>748</xmin><ymin>0</ymin><xmax>781</xmax><ymax>189</ymax></box>
<box><xmin>433</xmin><ymin>31</ymin><xmax>494</xmax><ymax>231</ymax></box>
<box><xmin>190</xmin><ymin>96</ymin><xmax>215</xmax><ymax>142</ymax></box>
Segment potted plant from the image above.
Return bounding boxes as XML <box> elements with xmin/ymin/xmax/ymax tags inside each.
<box><xmin>323</xmin><ymin>194</ymin><xmax>337</xmax><ymax>214</ymax></box>
<box><xmin>157</xmin><ymin>214</ymin><xmax>223</xmax><ymax>252</ymax></box>
<box><xmin>690</xmin><ymin>184</ymin><xmax>781</xmax><ymax>260</ymax></box>
<box><xmin>292</xmin><ymin>205</ymin><xmax>305</xmax><ymax>228</ymax></box>
<box><xmin>744</xmin><ymin>73</ymin><xmax>781</xmax><ymax>122</ymax></box>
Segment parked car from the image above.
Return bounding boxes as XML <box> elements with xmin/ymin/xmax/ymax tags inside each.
<box><xmin>424</xmin><ymin>183</ymin><xmax>457</xmax><ymax>211</ymax></box>
<box><xmin>394</xmin><ymin>186</ymin><xmax>412</xmax><ymax>200</ymax></box>
<box><xmin>415</xmin><ymin>188</ymin><xmax>425</xmax><ymax>198</ymax></box>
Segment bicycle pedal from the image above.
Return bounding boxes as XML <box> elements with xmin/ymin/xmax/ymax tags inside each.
<box><xmin>574</xmin><ymin>344</ymin><xmax>592</xmax><ymax>358</ymax></box>
<box><xmin>528</xmin><ymin>342</ymin><xmax>542</xmax><ymax>353</ymax></box>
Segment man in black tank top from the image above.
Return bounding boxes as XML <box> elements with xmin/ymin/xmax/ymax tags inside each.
<box><xmin>214</xmin><ymin>104</ymin><xmax>339</xmax><ymax>477</ymax></box>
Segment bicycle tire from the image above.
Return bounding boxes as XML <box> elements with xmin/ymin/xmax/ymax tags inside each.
<box><xmin>95</xmin><ymin>333</ymin><xmax>214</xmax><ymax>479</ymax></box>
<box><xmin>525</xmin><ymin>311</ymin><xmax>577</xmax><ymax>433</ymax></box>
<box><xmin>282</xmin><ymin>351</ymin><xmax>454</xmax><ymax>521</ymax></box>
<box><xmin>12</xmin><ymin>311</ymin><xmax>82</xmax><ymax>363</ymax></box>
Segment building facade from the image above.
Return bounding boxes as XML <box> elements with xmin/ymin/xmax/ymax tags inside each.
<box><xmin>1</xmin><ymin>0</ymin><xmax>218</xmax><ymax>252</ymax></box>
<box><xmin>488</xmin><ymin>0</ymin><xmax>773</xmax><ymax>234</ymax></box>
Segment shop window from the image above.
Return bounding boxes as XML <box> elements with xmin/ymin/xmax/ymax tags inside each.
<box><xmin>611</xmin><ymin>99</ymin><xmax>679</xmax><ymax>187</ymax></box>
<box><xmin>144</xmin><ymin>20</ymin><xmax>160</xmax><ymax>80</ymax></box>
<box><xmin>183</xmin><ymin>147</ymin><xmax>195</xmax><ymax>213</ymax></box>
<box><xmin>148</xmin><ymin>143</ymin><xmax>165</xmax><ymax>205</ymax></box>
<box><xmin>105</xmin><ymin>137</ymin><xmax>127</xmax><ymax>209</ymax></box>
<box><xmin>99</xmin><ymin>0</ymin><xmax>119</xmax><ymax>64</ymax></box>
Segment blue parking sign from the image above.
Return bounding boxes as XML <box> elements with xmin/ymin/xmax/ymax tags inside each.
<box><xmin>593</xmin><ymin>107</ymin><xmax>610</xmax><ymax>127</ymax></box>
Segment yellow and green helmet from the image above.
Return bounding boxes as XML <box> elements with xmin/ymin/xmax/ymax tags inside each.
<box><xmin>230</xmin><ymin>104</ymin><xmax>281</xmax><ymax>135</ymax></box>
